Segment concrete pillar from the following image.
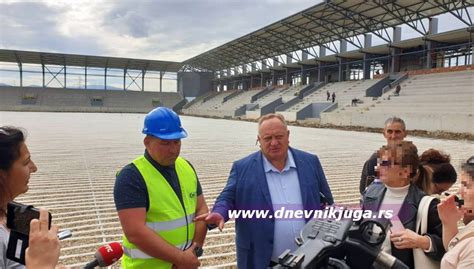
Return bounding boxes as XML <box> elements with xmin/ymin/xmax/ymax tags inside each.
<box><xmin>363</xmin><ymin>54</ymin><xmax>371</xmax><ymax>79</ymax></box>
<box><xmin>262</xmin><ymin>60</ymin><xmax>267</xmax><ymax>69</ymax></box>
<box><xmin>242</xmin><ymin>65</ymin><xmax>247</xmax><ymax>74</ymax></box>
<box><xmin>339</xmin><ymin>41</ymin><xmax>347</xmax><ymax>81</ymax></box>
<box><xmin>242</xmin><ymin>77</ymin><xmax>248</xmax><ymax>90</ymax></box>
<box><xmin>471</xmin><ymin>46</ymin><xmax>474</xmax><ymax>66</ymax></box>
<box><xmin>429</xmin><ymin>18</ymin><xmax>439</xmax><ymax>35</ymax></box>
<box><xmin>317</xmin><ymin>62</ymin><xmax>322</xmax><ymax>82</ymax></box>
<box><xmin>300</xmin><ymin>65</ymin><xmax>307</xmax><ymax>85</ymax></box>
<box><xmin>393</xmin><ymin>27</ymin><xmax>402</xmax><ymax>43</ymax></box>
<box><xmin>286</xmin><ymin>54</ymin><xmax>292</xmax><ymax>64</ymax></box>
<box><xmin>364</xmin><ymin>33</ymin><xmax>372</xmax><ymax>48</ymax></box>
<box><xmin>320</xmin><ymin>46</ymin><xmax>326</xmax><ymax>57</ymax></box>
<box><xmin>285</xmin><ymin>69</ymin><xmax>291</xmax><ymax>85</ymax></box>
<box><xmin>338</xmin><ymin>57</ymin><xmax>343</xmax><ymax>82</ymax></box>
<box><xmin>426</xmin><ymin>18</ymin><xmax>439</xmax><ymax>69</ymax></box>
<box><xmin>391</xmin><ymin>27</ymin><xmax>402</xmax><ymax>73</ymax></box>
<box><xmin>251</xmin><ymin>63</ymin><xmax>256</xmax><ymax>72</ymax></box>
<box><xmin>302</xmin><ymin>50</ymin><xmax>308</xmax><ymax>61</ymax></box>
<box><xmin>273</xmin><ymin>57</ymin><xmax>279</xmax><ymax>67</ymax></box>
<box><xmin>363</xmin><ymin>34</ymin><xmax>372</xmax><ymax>79</ymax></box>
<box><xmin>340</xmin><ymin>40</ymin><xmax>347</xmax><ymax>53</ymax></box>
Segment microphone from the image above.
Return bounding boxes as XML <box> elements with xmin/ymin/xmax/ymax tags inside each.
<box><xmin>83</xmin><ymin>242</ymin><xmax>123</xmax><ymax>269</ymax></box>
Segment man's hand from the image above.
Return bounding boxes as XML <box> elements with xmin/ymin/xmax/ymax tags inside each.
<box><xmin>194</xmin><ymin>212</ymin><xmax>225</xmax><ymax>231</ymax></box>
<box><xmin>26</xmin><ymin>209</ymin><xmax>60</xmax><ymax>269</ymax></box>
<box><xmin>173</xmin><ymin>242</ymin><xmax>201</xmax><ymax>269</ymax></box>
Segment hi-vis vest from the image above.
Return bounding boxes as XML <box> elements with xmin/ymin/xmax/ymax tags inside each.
<box><xmin>122</xmin><ymin>156</ymin><xmax>198</xmax><ymax>269</ymax></box>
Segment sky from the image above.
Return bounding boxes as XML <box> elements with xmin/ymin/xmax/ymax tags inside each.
<box><xmin>0</xmin><ymin>0</ymin><xmax>472</xmax><ymax>90</ymax></box>
<box><xmin>0</xmin><ymin>0</ymin><xmax>322</xmax><ymax>62</ymax></box>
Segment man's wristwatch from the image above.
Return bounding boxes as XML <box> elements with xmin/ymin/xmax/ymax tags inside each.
<box><xmin>194</xmin><ymin>246</ymin><xmax>203</xmax><ymax>257</ymax></box>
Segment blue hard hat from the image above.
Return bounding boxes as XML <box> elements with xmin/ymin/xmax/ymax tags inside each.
<box><xmin>142</xmin><ymin>107</ymin><xmax>188</xmax><ymax>140</ymax></box>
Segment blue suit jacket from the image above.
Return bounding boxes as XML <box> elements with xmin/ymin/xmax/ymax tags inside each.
<box><xmin>212</xmin><ymin>147</ymin><xmax>333</xmax><ymax>269</ymax></box>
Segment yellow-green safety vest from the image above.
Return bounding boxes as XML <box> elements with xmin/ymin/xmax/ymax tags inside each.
<box><xmin>121</xmin><ymin>156</ymin><xmax>198</xmax><ymax>269</ymax></box>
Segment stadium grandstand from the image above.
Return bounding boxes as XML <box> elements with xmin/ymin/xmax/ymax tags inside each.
<box><xmin>1</xmin><ymin>1</ymin><xmax>472</xmax><ymax>132</ymax></box>
<box><xmin>0</xmin><ymin>50</ymin><xmax>187</xmax><ymax>113</ymax></box>
<box><xmin>1</xmin><ymin>0</ymin><xmax>473</xmax><ymax>268</ymax></box>
<box><xmin>180</xmin><ymin>0</ymin><xmax>473</xmax><ymax>134</ymax></box>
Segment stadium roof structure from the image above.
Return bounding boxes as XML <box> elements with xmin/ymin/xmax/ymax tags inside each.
<box><xmin>183</xmin><ymin>0</ymin><xmax>474</xmax><ymax>71</ymax></box>
<box><xmin>0</xmin><ymin>49</ymin><xmax>183</xmax><ymax>73</ymax></box>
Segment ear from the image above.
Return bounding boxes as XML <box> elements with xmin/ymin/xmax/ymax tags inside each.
<box><xmin>143</xmin><ymin>136</ymin><xmax>151</xmax><ymax>148</ymax></box>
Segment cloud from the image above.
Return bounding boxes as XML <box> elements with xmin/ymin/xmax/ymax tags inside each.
<box><xmin>0</xmin><ymin>0</ymin><xmax>318</xmax><ymax>61</ymax></box>
<box><xmin>0</xmin><ymin>1</ymin><xmax>107</xmax><ymax>55</ymax></box>
<box><xmin>2</xmin><ymin>0</ymin><xmax>471</xmax><ymax>66</ymax></box>
<box><xmin>100</xmin><ymin>0</ymin><xmax>318</xmax><ymax>60</ymax></box>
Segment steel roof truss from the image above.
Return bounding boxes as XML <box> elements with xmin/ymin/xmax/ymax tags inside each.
<box><xmin>301</xmin><ymin>13</ymin><xmax>362</xmax><ymax>49</ymax></box>
<box><xmin>435</xmin><ymin>0</ymin><xmax>473</xmax><ymax>26</ymax></box>
<box><xmin>280</xmin><ymin>21</ymin><xmax>328</xmax><ymax>51</ymax></box>
<box><xmin>239</xmin><ymin>37</ymin><xmax>287</xmax><ymax>62</ymax></box>
<box><xmin>374</xmin><ymin>0</ymin><xmax>433</xmax><ymax>36</ymax></box>
<box><xmin>226</xmin><ymin>43</ymin><xmax>261</xmax><ymax>65</ymax></box>
<box><xmin>327</xmin><ymin>2</ymin><xmax>392</xmax><ymax>43</ymax></box>
<box><xmin>308</xmin><ymin>3</ymin><xmax>368</xmax><ymax>44</ymax></box>
<box><xmin>262</xmin><ymin>29</ymin><xmax>302</xmax><ymax>62</ymax></box>
<box><xmin>251</xmin><ymin>32</ymin><xmax>298</xmax><ymax>57</ymax></box>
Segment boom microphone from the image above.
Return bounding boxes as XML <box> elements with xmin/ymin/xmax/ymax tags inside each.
<box><xmin>83</xmin><ymin>242</ymin><xmax>123</xmax><ymax>269</ymax></box>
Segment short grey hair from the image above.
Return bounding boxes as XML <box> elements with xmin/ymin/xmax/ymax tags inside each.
<box><xmin>258</xmin><ymin>113</ymin><xmax>288</xmax><ymax>128</ymax></box>
<box><xmin>384</xmin><ymin>116</ymin><xmax>406</xmax><ymax>130</ymax></box>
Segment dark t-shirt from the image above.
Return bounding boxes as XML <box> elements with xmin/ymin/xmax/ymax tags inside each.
<box><xmin>114</xmin><ymin>151</ymin><xmax>203</xmax><ymax>211</ymax></box>
<box><xmin>359</xmin><ymin>152</ymin><xmax>378</xmax><ymax>194</ymax></box>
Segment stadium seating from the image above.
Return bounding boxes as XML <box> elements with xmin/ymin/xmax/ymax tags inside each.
<box><xmin>245</xmin><ymin>85</ymin><xmax>304</xmax><ymax>119</ymax></box>
<box><xmin>0</xmin><ymin>86</ymin><xmax>184</xmax><ymax>113</ymax></box>
<box><xmin>279</xmin><ymin>79</ymin><xmax>382</xmax><ymax>121</ymax></box>
<box><xmin>321</xmin><ymin>69</ymin><xmax>473</xmax><ymax>133</ymax></box>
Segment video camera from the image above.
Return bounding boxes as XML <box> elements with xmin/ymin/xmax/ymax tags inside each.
<box><xmin>272</xmin><ymin>210</ymin><xmax>409</xmax><ymax>269</ymax></box>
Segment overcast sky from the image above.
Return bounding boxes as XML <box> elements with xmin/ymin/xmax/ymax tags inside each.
<box><xmin>1</xmin><ymin>0</ymin><xmax>472</xmax><ymax>62</ymax></box>
<box><xmin>0</xmin><ymin>0</ymin><xmax>472</xmax><ymax>90</ymax></box>
<box><xmin>0</xmin><ymin>0</ymin><xmax>323</xmax><ymax>62</ymax></box>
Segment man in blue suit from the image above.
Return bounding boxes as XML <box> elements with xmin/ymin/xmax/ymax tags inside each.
<box><xmin>195</xmin><ymin>113</ymin><xmax>333</xmax><ymax>268</ymax></box>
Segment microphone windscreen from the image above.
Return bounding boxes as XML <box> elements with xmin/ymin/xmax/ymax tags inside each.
<box><xmin>95</xmin><ymin>242</ymin><xmax>124</xmax><ymax>266</ymax></box>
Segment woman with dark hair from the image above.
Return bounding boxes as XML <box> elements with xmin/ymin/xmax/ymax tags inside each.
<box><xmin>438</xmin><ymin>156</ymin><xmax>474</xmax><ymax>268</ymax></box>
<box><xmin>361</xmin><ymin>141</ymin><xmax>445</xmax><ymax>268</ymax></box>
<box><xmin>0</xmin><ymin>126</ymin><xmax>60</xmax><ymax>269</ymax></box>
<box><xmin>415</xmin><ymin>149</ymin><xmax>457</xmax><ymax>195</ymax></box>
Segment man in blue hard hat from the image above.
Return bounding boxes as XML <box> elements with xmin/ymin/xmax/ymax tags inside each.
<box><xmin>114</xmin><ymin>107</ymin><xmax>208</xmax><ymax>269</ymax></box>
